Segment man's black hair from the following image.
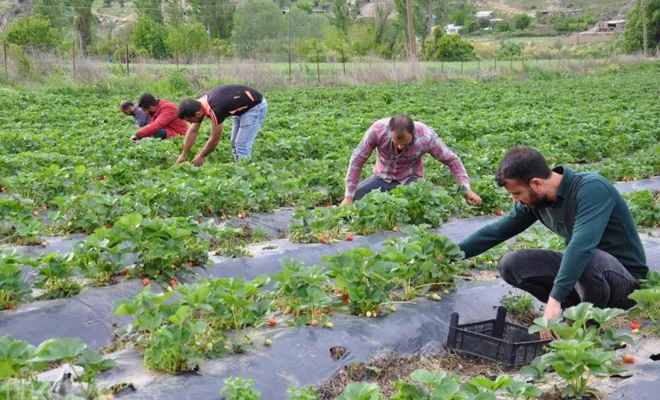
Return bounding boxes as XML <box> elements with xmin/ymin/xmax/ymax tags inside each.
<box><xmin>120</xmin><ymin>100</ymin><xmax>133</xmax><ymax>110</ymax></box>
<box><xmin>495</xmin><ymin>145</ymin><xmax>553</xmax><ymax>187</ymax></box>
<box><xmin>178</xmin><ymin>99</ymin><xmax>203</xmax><ymax>119</ymax></box>
<box><xmin>138</xmin><ymin>93</ymin><xmax>159</xmax><ymax>109</ymax></box>
<box><xmin>389</xmin><ymin>114</ymin><xmax>415</xmax><ymax>141</ymax></box>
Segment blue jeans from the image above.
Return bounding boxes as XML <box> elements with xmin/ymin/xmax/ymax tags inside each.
<box><xmin>354</xmin><ymin>175</ymin><xmax>418</xmax><ymax>201</ymax></box>
<box><xmin>153</xmin><ymin>129</ymin><xmax>166</xmax><ymax>140</ymax></box>
<box><xmin>231</xmin><ymin>99</ymin><xmax>267</xmax><ymax>161</ymax></box>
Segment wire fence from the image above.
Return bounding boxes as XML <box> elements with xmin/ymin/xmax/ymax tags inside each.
<box><xmin>0</xmin><ymin>44</ymin><xmax>656</xmax><ymax>90</ymax></box>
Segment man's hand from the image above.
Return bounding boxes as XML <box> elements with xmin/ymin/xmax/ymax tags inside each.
<box><xmin>191</xmin><ymin>154</ymin><xmax>205</xmax><ymax>167</ymax></box>
<box><xmin>464</xmin><ymin>190</ymin><xmax>482</xmax><ymax>206</ymax></box>
<box><xmin>540</xmin><ymin>297</ymin><xmax>563</xmax><ymax>341</ymax></box>
<box><xmin>131</xmin><ymin>134</ymin><xmax>139</xmax><ymax>143</ymax></box>
<box><xmin>175</xmin><ymin>154</ymin><xmax>187</xmax><ymax>165</ymax></box>
<box><xmin>340</xmin><ymin>197</ymin><xmax>354</xmax><ymax>206</ymax></box>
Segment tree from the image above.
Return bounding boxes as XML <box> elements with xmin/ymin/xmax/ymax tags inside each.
<box><xmin>167</xmin><ymin>23</ymin><xmax>211</xmax><ymax>62</ymax></box>
<box><xmin>513</xmin><ymin>14</ymin><xmax>531</xmax><ymax>30</ymax></box>
<box><xmin>231</xmin><ymin>0</ymin><xmax>287</xmax><ymax>57</ymax></box>
<box><xmin>323</xmin><ymin>27</ymin><xmax>351</xmax><ymax>71</ymax></box>
<box><xmin>189</xmin><ymin>0</ymin><xmax>236</xmax><ymax>40</ymax></box>
<box><xmin>73</xmin><ymin>0</ymin><xmax>95</xmax><ymax>55</ymax></box>
<box><xmin>451</xmin><ymin>9</ymin><xmax>466</xmax><ymax>25</ymax></box>
<box><xmin>423</xmin><ymin>28</ymin><xmax>475</xmax><ymax>60</ymax></box>
<box><xmin>134</xmin><ymin>0</ymin><xmax>164</xmax><ymax>24</ymax></box>
<box><xmin>349</xmin><ymin>22</ymin><xmax>377</xmax><ymax>55</ymax></box>
<box><xmin>496</xmin><ymin>21</ymin><xmax>511</xmax><ymax>32</ymax></box>
<box><xmin>132</xmin><ymin>17</ymin><xmax>170</xmax><ymax>59</ymax></box>
<box><xmin>165</xmin><ymin>0</ymin><xmax>185</xmax><ymax>26</ymax></box>
<box><xmin>4</xmin><ymin>17</ymin><xmax>60</xmax><ymax>51</ymax></box>
<box><xmin>332</xmin><ymin>0</ymin><xmax>350</xmax><ymax>34</ymax></box>
<box><xmin>623</xmin><ymin>0</ymin><xmax>660</xmax><ymax>52</ymax></box>
<box><xmin>461</xmin><ymin>15</ymin><xmax>478</xmax><ymax>33</ymax></box>
<box><xmin>34</xmin><ymin>0</ymin><xmax>67</xmax><ymax>31</ymax></box>
<box><xmin>291</xmin><ymin>5</ymin><xmax>331</xmax><ymax>41</ymax></box>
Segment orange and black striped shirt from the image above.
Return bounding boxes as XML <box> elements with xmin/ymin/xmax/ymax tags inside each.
<box><xmin>197</xmin><ymin>84</ymin><xmax>263</xmax><ymax>126</ymax></box>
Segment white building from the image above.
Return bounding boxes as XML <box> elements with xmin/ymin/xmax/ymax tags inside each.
<box><xmin>444</xmin><ymin>24</ymin><xmax>462</xmax><ymax>34</ymax></box>
<box><xmin>476</xmin><ymin>11</ymin><xmax>494</xmax><ymax>19</ymax></box>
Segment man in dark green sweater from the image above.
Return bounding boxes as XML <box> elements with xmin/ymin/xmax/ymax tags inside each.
<box><xmin>459</xmin><ymin>146</ymin><xmax>648</xmax><ymax>340</ymax></box>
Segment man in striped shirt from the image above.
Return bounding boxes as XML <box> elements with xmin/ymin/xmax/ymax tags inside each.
<box><xmin>341</xmin><ymin>114</ymin><xmax>482</xmax><ymax>206</ymax></box>
<box><xmin>176</xmin><ymin>84</ymin><xmax>267</xmax><ymax>166</ymax></box>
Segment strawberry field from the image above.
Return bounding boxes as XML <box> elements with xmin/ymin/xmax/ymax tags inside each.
<box><xmin>1</xmin><ymin>64</ymin><xmax>660</xmax><ymax>400</ymax></box>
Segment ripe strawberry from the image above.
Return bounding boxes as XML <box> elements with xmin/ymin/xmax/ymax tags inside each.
<box><xmin>495</xmin><ymin>210</ymin><xmax>503</xmax><ymax>216</ymax></box>
<box><xmin>311</xmin><ymin>320</ymin><xmax>319</xmax><ymax>327</ymax></box>
<box><xmin>466</xmin><ymin>272</ymin><xmax>474</xmax><ymax>277</ymax></box>
<box><xmin>432</xmin><ymin>284</ymin><xmax>440</xmax><ymax>291</ymax></box>
<box><xmin>622</xmin><ymin>177</ymin><xmax>628</xmax><ymax>182</ymax></box>
<box><xmin>120</xmin><ymin>269</ymin><xmax>129</xmax><ymax>276</ymax></box>
<box><xmin>623</xmin><ymin>355</ymin><xmax>635</xmax><ymax>364</ymax></box>
<box><xmin>392</xmin><ymin>227</ymin><xmax>399</xmax><ymax>232</ymax></box>
<box><xmin>342</xmin><ymin>294</ymin><xmax>350</xmax><ymax>303</ymax></box>
<box><xmin>268</xmin><ymin>318</ymin><xmax>277</xmax><ymax>327</ymax></box>
<box><xmin>142</xmin><ymin>278</ymin><xmax>149</xmax><ymax>286</ymax></box>
<box><xmin>292</xmin><ymin>311</ymin><xmax>298</xmax><ymax>317</ymax></box>
<box><xmin>240</xmin><ymin>212</ymin><xmax>247</xmax><ymax>219</ymax></box>
<box><xmin>169</xmin><ymin>279</ymin><xmax>177</xmax><ymax>287</ymax></box>
<box><xmin>345</xmin><ymin>235</ymin><xmax>353</xmax><ymax>241</ymax></box>
<box><xmin>32</xmin><ymin>211</ymin><xmax>39</xmax><ymax>217</ymax></box>
<box><xmin>188</xmin><ymin>261</ymin><xmax>193</xmax><ymax>268</ymax></box>
<box><xmin>315</xmin><ymin>310</ymin><xmax>322</xmax><ymax>316</ymax></box>
<box><xmin>6</xmin><ymin>304</ymin><xmax>15</xmax><ymax>310</ymax></box>
<box><xmin>630</xmin><ymin>321</ymin><xmax>641</xmax><ymax>330</ymax></box>
<box><xmin>105</xmin><ymin>224</ymin><xmax>113</xmax><ymax>229</ymax></box>
<box><xmin>320</xmin><ymin>237</ymin><xmax>328</xmax><ymax>244</ymax></box>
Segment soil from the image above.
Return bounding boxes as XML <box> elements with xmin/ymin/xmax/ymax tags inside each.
<box><xmin>506</xmin><ymin>309</ymin><xmax>542</xmax><ymax>327</ymax></box>
<box><xmin>98</xmin><ymin>333</ymin><xmax>133</xmax><ymax>355</ymax></box>
<box><xmin>316</xmin><ymin>351</ymin><xmax>511</xmax><ymax>399</ymax></box>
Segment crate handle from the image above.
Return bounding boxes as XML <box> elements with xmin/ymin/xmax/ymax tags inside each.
<box><xmin>493</xmin><ymin>306</ymin><xmax>507</xmax><ymax>339</ymax></box>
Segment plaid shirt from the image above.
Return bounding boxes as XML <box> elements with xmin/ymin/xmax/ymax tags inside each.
<box><xmin>345</xmin><ymin>118</ymin><xmax>471</xmax><ymax>198</ymax></box>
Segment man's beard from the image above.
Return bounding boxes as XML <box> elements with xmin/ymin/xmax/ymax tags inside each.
<box><xmin>526</xmin><ymin>190</ymin><xmax>554</xmax><ymax>209</ymax></box>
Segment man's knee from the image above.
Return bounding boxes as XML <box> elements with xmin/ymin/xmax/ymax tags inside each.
<box><xmin>498</xmin><ymin>250</ymin><xmax>535</xmax><ymax>285</ymax></box>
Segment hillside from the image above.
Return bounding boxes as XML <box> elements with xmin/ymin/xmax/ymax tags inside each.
<box><xmin>472</xmin><ymin>0</ymin><xmax>634</xmax><ymax>21</ymax></box>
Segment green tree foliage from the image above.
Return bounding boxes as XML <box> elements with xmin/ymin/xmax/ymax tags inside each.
<box><xmin>498</xmin><ymin>40</ymin><xmax>523</xmax><ymax>58</ymax></box>
<box><xmin>323</xmin><ymin>27</ymin><xmax>351</xmax><ymax>63</ymax></box>
<box><xmin>332</xmin><ymin>0</ymin><xmax>351</xmax><ymax>34</ymax></box>
<box><xmin>623</xmin><ymin>0</ymin><xmax>660</xmax><ymax>52</ymax></box>
<box><xmin>231</xmin><ymin>0</ymin><xmax>287</xmax><ymax>57</ymax></box>
<box><xmin>496</xmin><ymin>21</ymin><xmax>511</xmax><ymax>32</ymax></box>
<box><xmin>349</xmin><ymin>22</ymin><xmax>377</xmax><ymax>55</ymax></box>
<box><xmin>33</xmin><ymin>0</ymin><xmax>67</xmax><ymax>31</ymax></box>
<box><xmin>134</xmin><ymin>0</ymin><xmax>164</xmax><ymax>24</ymax></box>
<box><xmin>461</xmin><ymin>15</ymin><xmax>478</xmax><ymax>33</ymax></box>
<box><xmin>165</xmin><ymin>0</ymin><xmax>185</xmax><ymax>26</ymax></box>
<box><xmin>132</xmin><ymin>17</ymin><xmax>170</xmax><ymax>59</ymax></box>
<box><xmin>513</xmin><ymin>14</ymin><xmax>531</xmax><ymax>30</ymax></box>
<box><xmin>189</xmin><ymin>0</ymin><xmax>236</xmax><ymax>40</ymax></box>
<box><xmin>167</xmin><ymin>23</ymin><xmax>211</xmax><ymax>62</ymax></box>
<box><xmin>423</xmin><ymin>28</ymin><xmax>475</xmax><ymax>60</ymax></box>
<box><xmin>4</xmin><ymin>17</ymin><xmax>60</xmax><ymax>50</ymax></box>
<box><xmin>451</xmin><ymin>9</ymin><xmax>466</xmax><ymax>25</ymax></box>
<box><xmin>290</xmin><ymin>5</ymin><xmax>331</xmax><ymax>41</ymax></box>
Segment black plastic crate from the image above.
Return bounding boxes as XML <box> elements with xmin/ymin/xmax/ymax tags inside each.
<box><xmin>445</xmin><ymin>306</ymin><xmax>551</xmax><ymax>368</ymax></box>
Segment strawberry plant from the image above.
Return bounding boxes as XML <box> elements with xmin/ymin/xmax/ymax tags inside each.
<box><xmin>628</xmin><ymin>288</ymin><xmax>660</xmax><ymax>333</ymax></box>
<box><xmin>34</xmin><ymin>252</ymin><xmax>83</xmax><ymax>300</ymax></box>
<box><xmin>389</xmin><ymin>180</ymin><xmax>455</xmax><ymax>227</ymax></box>
<box><xmin>0</xmin><ymin>251</ymin><xmax>35</xmax><ymax>309</ymax></box>
<box><xmin>349</xmin><ymin>192</ymin><xmax>410</xmax><ymax>235</ymax></box>
<box><xmin>219</xmin><ymin>377</ymin><xmax>260</xmax><ymax>400</ymax></box>
<box><xmin>272</xmin><ymin>259</ymin><xmax>332</xmax><ymax>322</ymax></box>
<box><xmin>624</xmin><ymin>190</ymin><xmax>660</xmax><ymax>227</ymax></box>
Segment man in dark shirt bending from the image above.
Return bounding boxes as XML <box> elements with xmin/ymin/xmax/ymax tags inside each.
<box><xmin>459</xmin><ymin>145</ymin><xmax>647</xmax><ymax>340</ymax></box>
<box><xmin>176</xmin><ymin>84</ymin><xmax>267</xmax><ymax>166</ymax></box>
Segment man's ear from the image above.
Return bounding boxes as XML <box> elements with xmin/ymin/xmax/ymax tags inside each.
<box><xmin>529</xmin><ymin>177</ymin><xmax>544</xmax><ymax>190</ymax></box>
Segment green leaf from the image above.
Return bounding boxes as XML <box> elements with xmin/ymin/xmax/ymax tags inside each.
<box><xmin>336</xmin><ymin>382</ymin><xmax>382</xmax><ymax>400</ymax></box>
<box><xmin>628</xmin><ymin>288</ymin><xmax>660</xmax><ymax>304</ymax></box>
<box><xmin>591</xmin><ymin>307</ymin><xmax>625</xmax><ymax>325</ymax></box>
<box><xmin>410</xmin><ymin>369</ymin><xmax>447</xmax><ymax>384</ymax></box>
<box><xmin>563</xmin><ymin>302</ymin><xmax>593</xmax><ymax>323</ymax></box>
<box><xmin>167</xmin><ymin>305</ymin><xmax>190</xmax><ymax>326</ymax></box>
<box><xmin>33</xmin><ymin>338</ymin><xmax>86</xmax><ymax>363</ymax></box>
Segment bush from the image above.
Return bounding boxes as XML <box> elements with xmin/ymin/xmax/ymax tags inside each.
<box><xmin>4</xmin><ymin>17</ymin><xmax>60</xmax><ymax>51</ymax></box>
<box><xmin>424</xmin><ymin>28</ymin><xmax>476</xmax><ymax>61</ymax></box>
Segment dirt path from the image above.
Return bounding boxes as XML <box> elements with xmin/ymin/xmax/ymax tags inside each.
<box><xmin>485</xmin><ymin>0</ymin><xmax>537</xmax><ymax>16</ymax></box>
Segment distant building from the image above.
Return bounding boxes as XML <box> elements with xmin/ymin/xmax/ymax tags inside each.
<box><xmin>444</xmin><ymin>24</ymin><xmax>462</xmax><ymax>34</ymax></box>
<box><xmin>540</xmin><ymin>8</ymin><xmax>583</xmax><ymax>17</ymax></box>
<box><xmin>476</xmin><ymin>11</ymin><xmax>494</xmax><ymax>19</ymax></box>
<box><xmin>594</xmin><ymin>19</ymin><xmax>626</xmax><ymax>32</ymax></box>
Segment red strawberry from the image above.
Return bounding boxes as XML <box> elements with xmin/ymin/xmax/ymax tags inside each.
<box><xmin>32</xmin><ymin>211</ymin><xmax>39</xmax><ymax>217</ymax></box>
<box><xmin>345</xmin><ymin>235</ymin><xmax>353</xmax><ymax>241</ymax></box>
<box><xmin>342</xmin><ymin>294</ymin><xmax>350</xmax><ymax>303</ymax></box>
<box><xmin>315</xmin><ymin>310</ymin><xmax>322</xmax><ymax>316</ymax></box>
<box><xmin>120</xmin><ymin>269</ymin><xmax>129</xmax><ymax>276</ymax></box>
<box><xmin>188</xmin><ymin>261</ymin><xmax>193</xmax><ymax>268</ymax></box>
<box><xmin>142</xmin><ymin>278</ymin><xmax>149</xmax><ymax>286</ymax></box>
<box><xmin>623</xmin><ymin>355</ymin><xmax>635</xmax><ymax>364</ymax></box>
<box><xmin>622</xmin><ymin>177</ymin><xmax>628</xmax><ymax>182</ymax></box>
<box><xmin>467</xmin><ymin>272</ymin><xmax>474</xmax><ymax>277</ymax></box>
<box><xmin>292</xmin><ymin>311</ymin><xmax>298</xmax><ymax>317</ymax></box>
<box><xmin>268</xmin><ymin>318</ymin><xmax>277</xmax><ymax>327</ymax></box>
<box><xmin>392</xmin><ymin>227</ymin><xmax>399</xmax><ymax>232</ymax></box>
<box><xmin>311</xmin><ymin>320</ymin><xmax>319</xmax><ymax>327</ymax></box>
<box><xmin>105</xmin><ymin>224</ymin><xmax>113</xmax><ymax>229</ymax></box>
<box><xmin>169</xmin><ymin>279</ymin><xmax>177</xmax><ymax>287</ymax></box>
<box><xmin>240</xmin><ymin>212</ymin><xmax>247</xmax><ymax>219</ymax></box>
<box><xmin>630</xmin><ymin>321</ymin><xmax>641</xmax><ymax>330</ymax></box>
<box><xmin>5</xmin><ymin>304</ymin><xmax>15</xmax><ymax>310</ymax></box>
<box><xmin>432</xmin><ymin>284</ymin><xmax>440</xmax><ymax>291</ymax></box>
<box><xmin>495</xmin><ymin>210</ymin><xmax>503</xmax><ymax>216</ymax></box>
<box><xmin>320</xmin><ymin>237</ymin><xmax>328</xmax><ymax>244</ymax></box>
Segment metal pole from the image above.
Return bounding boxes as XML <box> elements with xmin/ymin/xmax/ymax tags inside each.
<box><xmin>288</xmin><ymin>9</ymin><xmax>292</xmax><ymax>80</ymax></box>
<box><xmin>126</xmin><ymin>44</ymin><xmax>129</xmax><ymax>76</ymax></box>
<box><xmin>316</xmin><ymin>53</ymin><xmax>320</xmax><ymax>84</ymax></box>
<box><xmin>176</xmin><ymin>50</ymin><xmax>179</xmax><ymax>71</ymax></box>
<box><xmin>461</xmin><ymin>59</ymin><xmax>464</xmax><ymax>74</ymax></box>
<box><xmin>3</xmin><ymin>43</ymin><xmax>7</xmax><ymax>80</ymax></box>
<box><xmin>642</xmin><ymin>0</ymin><xmax>648</xmax><ymax>58</ymax></box>
<box><xmin>72</xmin><ymin>40</ymin><xmax>76</xmax><ymax>78</ymax></box>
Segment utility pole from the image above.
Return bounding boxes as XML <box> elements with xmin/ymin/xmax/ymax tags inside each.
<box><xmin>642</xmin><ymin>0</ymin><xmax>648</xmax><ymax>58</ymax></box>
<box><xmin>406</xmin><ymin>0</ymin><xmax>416</xmax><ymax>58</ymax></box>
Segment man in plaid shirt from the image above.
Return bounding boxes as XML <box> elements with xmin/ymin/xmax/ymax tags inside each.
<box><xmin>340</xmin><ymin>114</ymin><xmax>482</xmax><ymax>206</ymax></box>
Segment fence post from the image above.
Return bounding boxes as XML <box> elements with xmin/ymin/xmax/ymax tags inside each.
<box><xmin>72</xmin><ymin>41</ymin><xmax>76</xmax><ymax>78</ymax></box>
<box><xmin>125</xmin><ymin>44</ymin><xmax>129</xmax><ymax>76</ymax></box>
<box><xmin>176</xmin><ymin>50</ymin><xmax>179</xmax><ymax>71</ymax></box>
<box><xmin>494</xmin><ymin>57</ymin><xmax>497</xmax><ymax>71</ymax></box>
<box><xmin>510</xmin><ymin>56</ymin><xmax>513</xmax><ymax>72</ymax></box>
<box><xmin>3</xmin><ymin>43</ymin><xmax>7</xmax><ymax>80</ymax></box>
<box><xmin>461</xmin><ymin>59</ymin><xmax>464</xmax><ymax>74</ymax></box>
<box><xmin>441</xmin><ymin>60</ymin><xmax>444</xmax><ymax>74</ymax></box>
<box><xmin>316</xmin><ymin>53</ymin><xmax>320</xmax><ymax>84</ymax></box>
<box><xmin>477</xmin><ymin>58</ymin><xmax>480</xmax><ymax>73</ymax></box>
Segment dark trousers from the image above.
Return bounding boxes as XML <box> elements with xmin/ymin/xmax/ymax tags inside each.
<box><xmin>153</xmin><ymin>129</ymin><xmax>167</xmax><ymax>140</ymax></box>
<box><xmin>354</xmin><ymin>176</ymin><xmax>418</xmax><ymax>201</ymax></box>
<box><xmin>499</xmin><ymin>249</ymin><xmax>640</xmax><ymax>310</ymax></box>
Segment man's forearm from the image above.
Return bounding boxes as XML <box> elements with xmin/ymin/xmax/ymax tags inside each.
<box><xmin>181</xmin><ymin>124</ymin><xmax>200</xmax><ymax>155</ymax></box>
<box><xmin>198</xmin><ymin>124</ymin><xmax>223</xmax><ymax>158</ymax></box>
